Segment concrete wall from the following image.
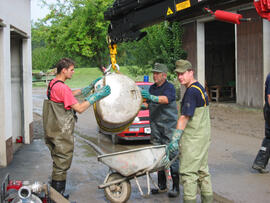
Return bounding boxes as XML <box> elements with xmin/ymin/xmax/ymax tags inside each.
<box><xmin>0</xmin><ymin>0</ymin><xmax>32</xmax><ymax>167</ymax></box>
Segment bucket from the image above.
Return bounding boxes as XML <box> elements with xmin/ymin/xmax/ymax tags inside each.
<box><xmin>93</xmin><ymin>72</ymin><xmax>142</xmax><ymax>134</ymax></box>
<box><xmin>143</xmin><ymin>75</ymin><xmax>149</xmax><ymax>82</ymax></box>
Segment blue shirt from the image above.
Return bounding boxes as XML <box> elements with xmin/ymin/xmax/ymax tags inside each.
<box><xmin>181</xmin><ymin>81</ymin><xmax>209</xmax><ymax>117</ymax></box>
<box><xmin>265</xmin><ymin>73</ymin><xmax>270</xmax><ymax>105</ymax></box>
<box><xmin>149</xmin><ymin>80</ymin><xmax>176</xmax><ymax>103</ymax></box>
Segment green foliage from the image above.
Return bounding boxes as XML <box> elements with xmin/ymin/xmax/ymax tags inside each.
<box><xmin>118</xmin><ymin>21</ymin><xmax>187</xmax><ymax>80</ymax></box>
<box><xmin>32</xmin><ymin>0</ymin><xmax>114</xmax><ymax>72</ymax></box>
<box><xmin>40</xmin><ymin>0</ymin><xmax>113</xmax><ymax>67</ymax></box>
<box><xmin>32</xmin><ymin>47</ymin><xmax>64</xmax><ymax>71</ymax></box>
<box><xmin>31</xmin><ymin>0</ymin><xmax>186</xmax><ymax>80</ymax></box>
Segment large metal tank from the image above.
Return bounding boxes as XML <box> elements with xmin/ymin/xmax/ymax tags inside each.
<box><xmin>94</xmin><ymin>72</ymin><xmax>142</xmax><ymax>134</ymax></box>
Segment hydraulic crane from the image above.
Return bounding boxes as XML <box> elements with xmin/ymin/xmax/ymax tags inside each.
<box><xmin>104</xmin><ymin>0</ymin><xmax>270</xmax><ymax>67</ymax></box>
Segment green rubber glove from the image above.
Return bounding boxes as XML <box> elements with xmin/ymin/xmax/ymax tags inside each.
<box><xmin>140</xmin><ymin>89</ymin><xmax>159</xmax><ymax>103</ymax></box>
<box><xmin>163</xmin><ymin>129</ymin><xmax>183</xmax><ymax>168</ymax></box>
<box><xmin>85</xmin><ymin>85</ymin><xmax>111</xmax><ymax>105</ymax></box>
<box><xmin>81</xmin><ymin>76</ymin><xmax>103</xmax><ymax>96</ymax></box>
<box><xmin>141</xmin><ymin>103</ymin><xmax>147</xmax><ymax>110</ymax></box>
<box><xmin>166</xmin><ymin>129</ymin><xmax>183</xmax><ymax>154</ymax></box>
<box><xmin>161</xmin><ymin>152</ymin><xmax>170</xmax><ymax>169</ymax></box>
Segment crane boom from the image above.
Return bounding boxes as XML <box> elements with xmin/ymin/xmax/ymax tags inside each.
<box><xmin>104</xmin><ymin>0</ymin><xmax>251</xmax><ymax>44</ymax></box>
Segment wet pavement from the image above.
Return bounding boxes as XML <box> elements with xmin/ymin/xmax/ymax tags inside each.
<box><xmin>1</xmin><ymin>88</ymin><xmax>270</xmax><ymax>202</ymax></box>
<box><xmin>0</xmin><ymin>88</ymin><xmax>184</xmax><ymax>203</ymax></box>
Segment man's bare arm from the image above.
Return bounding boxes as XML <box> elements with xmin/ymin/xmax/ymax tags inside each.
<box><xmin>71</xmin><ymin>101</ymin><xmax>90</xmax><ymax>114</ymax></box>
<box><xmin>72</xmin><ymin>89</ymin><xmax>82</xmax><ymax>97</ymax></box>
<box><xmin>177</xmin><ymin>115</ymin><xmax>190</xmax><ymax>130</ymax></box>
<box><xmin>158</xmin><ymin>96</ymin><xmax>169</xmax><ymax>104</ymax></box>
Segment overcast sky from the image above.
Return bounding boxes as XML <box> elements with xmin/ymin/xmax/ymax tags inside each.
<box><xmin>31</xmin><ymin>0</ymin><xmax>54</xmax><ymax>22</ymax></box>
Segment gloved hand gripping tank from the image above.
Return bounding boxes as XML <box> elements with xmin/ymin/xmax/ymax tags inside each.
<box><xmin>93</xmin><ymin>67</ymin><xmax>142</xmax><ymax>134</ymax></box>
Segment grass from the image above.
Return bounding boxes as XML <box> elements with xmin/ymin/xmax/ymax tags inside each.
<box><xmin>32</xmin><ymin>66</ymin><xmax>154</xmax><ymax>88</ymax></box>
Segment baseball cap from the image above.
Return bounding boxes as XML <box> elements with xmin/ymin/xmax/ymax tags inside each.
<box><xmin>175</xmin><ymin>59</ymin><xmax>192</xmax><ymax>73</ymax></box>
<box><xmin>152</xmin><ymin>63</ymin><xmax>168</xmax><ymax>73</ymax></box>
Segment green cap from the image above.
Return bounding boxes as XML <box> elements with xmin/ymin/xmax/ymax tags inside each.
<box><xmin>175</xmin><ymin>59</ymin><xmax>192</xmax><ymax>73</ymax></box>
<box><xmin>152</xmin><ymin>63</ymin><xmax>168</xmax><ymax>73</ymax></box>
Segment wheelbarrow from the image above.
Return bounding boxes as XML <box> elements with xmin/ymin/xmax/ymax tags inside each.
<box><xmin>97</xmin><ymin>145</ymin><xmax>177</xmax><ymax>203</ymax></box>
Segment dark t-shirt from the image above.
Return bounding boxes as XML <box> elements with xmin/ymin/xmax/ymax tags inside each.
<box><xmin>181</xmin><ymin>81</ymin><xmax>209</xmax><ymax>117</ymax></box>
<box><xmin>149</xmin><ymin>80</ymin><xmax>176</xmax><ymax>102</ymax></box>
<box><xmin>265</xmin><ymin>73</ymin><xmax>270</xmax><ymax>105</ymax></box>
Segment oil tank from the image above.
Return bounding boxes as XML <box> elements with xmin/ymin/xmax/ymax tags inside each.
<box><xmin>94</xmin><ymin>72</ymin><xmax>142</xmax><ymax>134</ymax></box>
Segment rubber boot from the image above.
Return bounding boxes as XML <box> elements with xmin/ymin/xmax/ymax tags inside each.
<box><xmin>151</xmin><ymin>170</ymin><xmax>167</xmax><ymax>194</ymax></box>
<box><xmin>252</xmin><ymin>138</ymin><xmax>270</xmax><ymax>173</ymax></box>
<box><xmin>201</xmin><ymin>195</ymin><xmax>213</xmax><ymax>203</ymax></box>
<box><xmin>168</xmin><ymin>173</ymin><xmax>179</xmax><ymax>198</ymax></box>
<box><xmin>51</xmin><ymin>180</ymin><xmax>69</xmax><ymax>199</ymax></box>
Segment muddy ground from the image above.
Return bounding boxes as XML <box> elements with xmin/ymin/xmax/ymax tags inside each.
<box><xmin>33</xmin><ymin>102</ymin><xmax>265</xmax><ymax>141</ymax></box>
<box><xmin>30</xmin><ymin>92</ymin><xmax>269</xmax><ymax>203</ymax></box>
<box><xmin>210</xmin><ymin>103</ymin><xmax>264</xmax><ymax>139</ymax></box>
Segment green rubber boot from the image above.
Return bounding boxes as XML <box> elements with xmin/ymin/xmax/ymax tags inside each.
<box><xmin>201</xmin><ymin>195</ymin><xmax>213</xmax><ymax>203</ymax></box>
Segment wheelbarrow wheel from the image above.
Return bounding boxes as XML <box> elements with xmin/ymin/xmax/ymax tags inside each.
<box><xmin>104</xmin><ymin>173</ymin><xmax>131</xmax><ymax>203</ymax></box>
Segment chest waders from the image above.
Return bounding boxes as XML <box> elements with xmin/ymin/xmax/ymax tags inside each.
<box><xmin>149</xmin><ymin>100</ymin><xmax>178</xmax><ymax>145</ymax></box>
<box><xmin>149</xmin><ymin>101</ymin><xmax>179</xmax><ymax>196</ymax></box>
<box><xmin>179</xmin><ymin>106</ymin><xmax>213</xmax><ymax>203</ymax></box>
<box><xmin>43</xmin><ymin>80</ymin><xmax>76</xmax><ymax>182</ymax></box>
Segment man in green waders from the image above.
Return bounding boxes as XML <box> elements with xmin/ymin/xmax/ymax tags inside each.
<box><xmin>166</xmin><ymin>59</ymin><xmax>213</xmax><ymax>203</ymax></box>
<box><xmin>141</xmin><ymin>63</ymin><xmax>179</xmax><ymax>197</ymax></box>
<box><xmin>43</xmin><ymin>58</ymin><xmax>111</xmax><ymax>197</ymax></box>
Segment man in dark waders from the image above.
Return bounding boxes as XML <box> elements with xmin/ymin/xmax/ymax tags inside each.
<box><xmin>166</xmin><ymin>59</ymin><xmax>213</xmax><ymax>203</ymax></box>
<box><xmin>253</xmin><ymin>72</ymin><xmax>270</xmax><ymax>173</ymax></box>
<box><xmin>141</xmin><ymin>63</ymin><xmax>179</xmax><ymax>198</ymax></box>
<box><xmin>43</xmin><ymin>58</ymin><xmax>111</xmax><ymax>197</ymax></box>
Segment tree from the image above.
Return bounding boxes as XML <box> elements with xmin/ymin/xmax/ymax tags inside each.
<box><xmin>118</xmin><ymin>21</ymin><xmax>187</xmax><ymax>80</ymax></box>
<box><xmin>40</xmin><ymin>0</ymin><xmax>114</xmax><ymax>67</ymax></box>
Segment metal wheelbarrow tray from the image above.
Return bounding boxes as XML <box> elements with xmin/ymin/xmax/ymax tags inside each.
<box><xmin>97</xmin><ymin>145</ymin><xmax>171</xmax><ymax>203</ymax></box>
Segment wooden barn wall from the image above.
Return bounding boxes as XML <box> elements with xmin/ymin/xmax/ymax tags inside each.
<box><xmin>181</xmin><ymin>22</ymin><xmax>197</xmax><ymax>99</ymax></box>
<box><xmin>237</xmin><ymin>9</ymin><xmax>263</xmax><ymax>108</ymax></box>
<box><xmin>182</xmin><ymin>22</ymin><xmax>197</xmax><ymax>72</ymax></box>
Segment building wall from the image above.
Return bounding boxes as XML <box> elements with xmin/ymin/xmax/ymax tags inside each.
<box><xmin>182</xmin><ymin>22</ymin><xmax>197</xmax><ymax>69</ymax></box>
<box><xmin>181</xmin><ymin>7</ymin><xmax>268</xmax><ymax>108</ymax></box>
<box><xmin>181</xmin><ymin>22</ymin><xmax>198</xmax><ymax>97</ymax></box>
<box><xmin>0</xmin><ymin>0</ymin><xmax>31</xmax><ymax>32</ymax></box>
<box><xmin>0</xmin><ymin>0</ymin><xmax>32</xmax><ymax>167</ymax></box>
<box><xmin>237</xmin><ymin>9</ymin><xmax>263</xmax><ymax>107</ymax></box>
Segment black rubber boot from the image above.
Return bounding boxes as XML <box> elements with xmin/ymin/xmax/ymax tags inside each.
<box><xmin>51</xmin><ymin>180</ymin><xmax>69</xmax><ymax>199</ymax></box>
<box><xmin>168</xmin><ymin>173</ymin><xmax>180</xmax><ymax>198</ymax></box>
<box><xmin>252</xmin><ymin>138</ymin><xmax>270</xmax><ymax>173</ymax></box>
<box><xmin>151</xmin><ymin>170</ymin><xmax>167</xmax><ymax>194</ymax></box>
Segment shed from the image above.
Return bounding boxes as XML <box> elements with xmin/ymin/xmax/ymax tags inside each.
<box><xmin>0</xmin><ymin>0</ymin><xmax>33</xmax><ymax>167</ymax></box>
<box><xmin>179</xmin><ymin>0</ymin><xmax>270</xmax><ymax>107</ymax></box>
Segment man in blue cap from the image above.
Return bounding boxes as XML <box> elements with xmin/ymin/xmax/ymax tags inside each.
<box><xmin>141</xmin><ymin>62</ymin><xmax>179</xmax><ymax>197</ymax></box>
